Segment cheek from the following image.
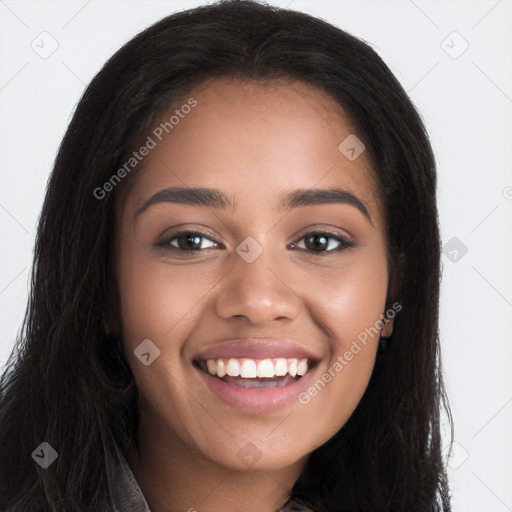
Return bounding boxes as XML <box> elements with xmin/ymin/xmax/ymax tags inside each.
<box><xmin>300</xmin><ymin>245</ymin><xmax>389</xmax><ymax>344</ymax></box>
<box><xmin>116</xmin><ymin>245</ymin><xmax>210</xmax><ymax>345</ymax></box>
<box><xmin>294</xmin><ymin>250</ymin><xmax>388</xmax><ymax>435</ymax></box>
<box><xmin>115</xmin><ymin>249</ymin><xmax>213</xmax><ymax>427</ymax></box>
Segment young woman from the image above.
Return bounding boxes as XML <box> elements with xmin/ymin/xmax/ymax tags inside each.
<box><xmin>0</xmin><ymin>1</ymin><xmax>452</xmax><ymax>510</ymax></box>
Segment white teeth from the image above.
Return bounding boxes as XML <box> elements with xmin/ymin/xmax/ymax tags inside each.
<box><xmin>216</xmin><ymin>359</ymin><xmax>226</xmax><ymax>378</ymax></box>
<box><xmin>240</xmin><ymin>359</ymin><xmax>257</xmax><ymax>378</ymax></box>
<box><xmin>202</xmin><ymin>357</ymin><xmax>310</xmax><ymax>379</ymax></box>
<box><xmin>297</xmin><ymin>358</ymin><xmax>308</xmax><ymax>376</ymax></box>
<box><xmin>256</xmin><ymin>359</ymin><xmax>274</xmax><ymax>378</ymax></box>
<box><xmin>288</xmin><ymin>359</ymin><xmax>298</xmax><ymax>377</ymax></box>
<box><xmin>206</xmin><ymin>359</ymin><xmax>216</xmax><ymax>375</ymax></box>
<box><xmin>274</xmin><ymin>358</ymin><xmax>287</xmax><ymax>376</ymax></box>
<box><xmin>226</xmin><ymin>358</ymin><xmax>240</xmax><ymax>377</ymax></box>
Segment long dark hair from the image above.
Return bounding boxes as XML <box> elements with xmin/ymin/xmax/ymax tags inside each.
<box><xmin>0</xmin><ymin>1</ymin><xmax>452</xmax><ymax>510</ymax></box>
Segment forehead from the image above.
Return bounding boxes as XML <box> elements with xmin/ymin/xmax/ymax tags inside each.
<box><xmin>120</xmin><ymin>77</ymin><xmax>383</xmax><ymax>226</ymax></box>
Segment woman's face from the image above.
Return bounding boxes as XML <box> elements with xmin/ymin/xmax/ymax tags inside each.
<box><xmin>114</xmin><ymin>78</ymin><xmax>389</xmax><ymax>471</ymax></box>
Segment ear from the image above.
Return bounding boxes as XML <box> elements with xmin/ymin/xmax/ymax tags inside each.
<box><xmin>381</xmin><ymin>256</ymin><xmax>403</xmax><ymax>338</ymax></box>
<box><xmin>380</xmin><ymin>315</ymin><xmax>394</xmax><ymax>338</ymax></box>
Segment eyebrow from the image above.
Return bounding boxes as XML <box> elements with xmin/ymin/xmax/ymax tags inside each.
<box><xmin>134</xmin><ymin>186</ymin><xmax>372</xmax><ymax>224</ymax></box>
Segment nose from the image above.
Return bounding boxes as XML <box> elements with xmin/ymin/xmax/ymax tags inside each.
<box><xmin>215</xmin><ymin>244</ymin><xmax>303</xmax><ymax>325</ymax></box>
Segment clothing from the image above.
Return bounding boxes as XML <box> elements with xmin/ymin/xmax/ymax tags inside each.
<box><xmin>106</xmin><ymin>437</ymin><xmax>152</xmax><ymax>512</ymax></box>
<box><xmin>107</xmin><ymin>438</ymin><xmax>313</xmax><ymax>512</ymax></box>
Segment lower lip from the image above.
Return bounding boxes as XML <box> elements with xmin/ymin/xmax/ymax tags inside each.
<box><xmin>194</xmin><ymin>364</ymin><xmax>317</xmax><ymax>413</ymax></box>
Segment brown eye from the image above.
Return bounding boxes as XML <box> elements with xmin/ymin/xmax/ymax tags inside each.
<box><xmin>174</xmin><ymin>233</ymin><xmax>204</xmax><ymax>250</ymax></box>
<box><xmin>293</xmin><ymin>231</ymin><xmax>355</xmax><ymax>253</ymax></box>
<box><xmin>304</xmin><ymin>233</ymin><xmax>329</xmax><ymax>251</ymax></box>
<box><xmin>155</xmin><ymin>231</ymin><xmax>219</xmax><ymax>251</ymax></box>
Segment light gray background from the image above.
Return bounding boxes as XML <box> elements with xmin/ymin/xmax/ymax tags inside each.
<box><xmin>0</xmin><ymin>1</ymin><xmax>511</xmax><ymax>510</ymax></box>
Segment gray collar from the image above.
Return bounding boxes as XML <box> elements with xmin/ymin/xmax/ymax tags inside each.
<box><xmin>107</xmin><ymin>438</ymin><xmax>152</xmax><ymax>512</ymax></box>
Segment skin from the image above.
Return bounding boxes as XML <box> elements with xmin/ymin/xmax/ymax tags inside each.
<box><xmin>113</xmin><ymin>77</ymin><xmax>393</xmax><ymax>512</ymax></box>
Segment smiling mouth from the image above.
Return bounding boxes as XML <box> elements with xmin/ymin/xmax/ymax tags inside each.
<box><xmin>194</xmin><ymin>357</ymin><xmax>314</xmax><ymax>389</ymax></box>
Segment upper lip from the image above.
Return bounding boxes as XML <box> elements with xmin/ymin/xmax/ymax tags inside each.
<box><xmin>193</xmin><ymin>338</ymin><xmax>321</xmax><ymax>361</ymax></box>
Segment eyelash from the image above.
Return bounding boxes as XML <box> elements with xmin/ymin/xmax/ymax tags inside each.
<box><xmin>154</xmin><ymin>229</ymin><xmax>356</xmax><ymax>255</ymax></box>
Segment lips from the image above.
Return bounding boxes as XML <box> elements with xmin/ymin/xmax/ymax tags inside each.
<box><xmin>193</xmin><ymin>338</ymin><xmax>320</xmax><ymax>361</ymax></box>
<box><xmin>191</xmin><ymin>339</ymin><xmax>321</xmax><ymax>413</ymax></box>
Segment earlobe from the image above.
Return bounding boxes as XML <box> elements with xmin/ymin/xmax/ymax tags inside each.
<box><xmin>380</xmin><ymin>316</ymin><xmax>394</xmax><ymax>339</ymax></box>
<box><xmin>381</xmin><ymin>254</ymin><xmax>403</xmax><ymax>341</ymax></box>
<box><xmin>377</xmin><ymin>313</ymin><xmax>395</xmax><ymax>359</ymax></box>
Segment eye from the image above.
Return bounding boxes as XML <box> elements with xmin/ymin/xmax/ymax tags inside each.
<box><xmin>291</xmin><ymin>231</ymin><xmax>355</xmax><ymax>253</ymax></box>
<box><xmin>154</xmin><ymin>229</ymin><xmax>355</xmax><ymax>254</ymax></box>
<box><xmin>154</xmin><ymin>231</ymin><xmax>220</xmax><ymax>251</ymax></box>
